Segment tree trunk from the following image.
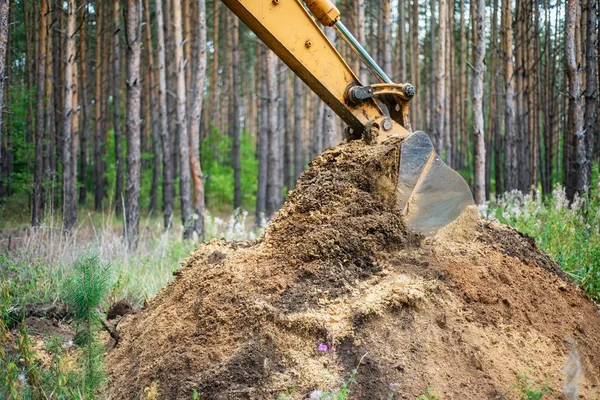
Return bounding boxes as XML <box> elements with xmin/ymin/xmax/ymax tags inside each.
<box><xmin>0</xmin><ymin>1</ymin><xmax>11</xmax><ymax>198</ymax></box>
<box><xmin>565</xmin><ymin>0</ymin><xmax>586</xmax><ymax>199</ymax></box>
<box><xmin>52</xmin><ymin>0</ymin><xmax>61</xmax><ymax>197</ymax></box>
<box><xmin>323</xmin><ymin>26</ymin><xmax>337</xmax><ymax>149</ymax></box>
<box><xmin>410</xmin><ymin>0</ymin><xmax>420</xmax><ymax>128</ymax></box>
<box><xmin>32</xmin><ymin>0</ymin><xmax>47</xmax><ymax>226</ymax></box>
<box><xmin>382</xmin><ymin>0</ymin><xmax>392</xmax><ymax>76</ymax></box>
<box><xmin>472</xmin><ymin>0</ymin><xmax>486</xmax><ymax>204</ymax></box>
<box><xmin>124</xmin><ymin>0</ymin><xmax>142</xmax><ymax>249</ymax></box>
<box><xmin>282</xmin><ymin>68</ymin><xmax>293</xmax><ymax>191</ymax></box>
<box><xmin>293</xmin><ymin>75</ymin><xmax>304</xmax><ymax>184</ymax></box>
<box><xmin>396</xmin><ymin>0</ymin><xmax>406</xmax><ymax>81</ymax></box>
<box><xmin>143</xmin><ymin>0</ymin><xmax>161</xmax><ymax>216</ymax></box>
<box><xmin>459</xmin><ymin>0</ymin><xmax>467</xmax><ymax>169</ymax></box>
<box><xmin>156</xmin><ymin>0</ymin><xmax>174</xmax><ymax>229</ymax></box>
<box><xmin>256</xmin><ymin>44</ymin><xmax>268</xmax><ymax>221</ymax></box>
<box><xmin>357</xmin><ymin>0</ymin><xmax>367</xmax><ymax>83</ymax></box>
<box><xmin>583</xmin><ymin>0</ymin><xmax>597</xmax><ymax>189</ymax></box>
<box><xmin>78</xmin><ymin>1</ymin><xmax>90</xmax><ymax>205</ymax></box>
<box><xmin>43</xmin><ymin>8</ymin><xmax>54</xmax><ymax>209</ymax></box>
<box><xmin>209</xmin><ymin>0</ymin><xmax>219</xmax><ymax>127</ymax></box>
<box><xmin>0</xmin><ymin>0</ymin><xmax>8</xmax><ymax>169</ymax></box>
<box><xmin>502</xmin><ymin>0</ymin><xmax>518</xmax><ymax>191</ymax></box>
<box><xmin>265</xmin><ymin>49</ymin><xmax>281</xmax><ymax>217</ymax></box>
<box><xmin>113</xmin><ymin>0</ymin><xmax>124</xmax><ymax>216</ymax></box>
<box><xmin>231</xmin><ymin>16</ymin><xmax>242</xmax><ymax>209</ymax></box>
<box><xmin>62</xmin><ymin>0</ymin><xmax>77</xmax><ymax>232</ymax></box>
<box><xmin>93</xmin><ymin>2</ymin><xmax>103</xmax><ymax>210</ymax></box>
<box><xmin>189</xmin><ymin>0</ymin><xmax>207</xmax><ymax>238</ymax></box>
<box><xmin>172</xmin><ymin>0</ymin><xmax>193</xmax><ymax>238</ymax></box>
<box><xmin>433</xmin><ymin>0</ymin><xmax>446</xmax><ymax>156</ymax></box>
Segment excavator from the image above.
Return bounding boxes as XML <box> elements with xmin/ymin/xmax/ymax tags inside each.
<box><xmin>222</xmin><ymin>0</ymin><xmax>474</xmax><ymax>235</ymax></box>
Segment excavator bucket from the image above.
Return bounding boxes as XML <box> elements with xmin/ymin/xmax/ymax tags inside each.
<box><xmin>396</xmin><ymin>131</ymin><xmax>474</xmax><ymax>236</ymax></box>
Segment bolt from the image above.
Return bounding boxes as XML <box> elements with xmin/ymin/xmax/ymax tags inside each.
<box><xmin>272</xmin><ymin>0</ymin><xmax>279</xmax><ymax>3</ymax></box>
<box><xmin>395</xmin><ymin>104</ymin><xmax>401</xmax><ymax>112</ymax></box>
<box><xmin>382</xmin><ymin>119</ymin><xmax>393</xmax><ymax>131</ymax></box>
<box><xmin>305</xmin><ymin>40</ymin><xmax>312</xmax><ymax>48</ymax></box>
<box><xmin>403</xmin><ymin>84</ymin><xmax>416</xmax><ymax>98</ymax></box>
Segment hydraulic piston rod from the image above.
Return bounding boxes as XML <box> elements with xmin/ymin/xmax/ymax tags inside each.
<box><xmin>333</xmin><ymin>22</ymin><xmax>392</xmax><ymax>84</ymax></box>
<box><xmin>304</xmin><ymin>0</ymin><xmax>393</xmax><ymax>84</ymax></box>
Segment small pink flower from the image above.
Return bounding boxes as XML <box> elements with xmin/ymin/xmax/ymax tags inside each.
<box><xmin>317</xmin><ymin>343</ymin><xmax>329</xmax><ymax>352</ymax></box>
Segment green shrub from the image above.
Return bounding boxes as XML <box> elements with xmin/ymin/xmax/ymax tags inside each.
<box><xmin>512</xmin><ymin>374</ymin><xmax>551</xmax><ymax>400</ymax></box>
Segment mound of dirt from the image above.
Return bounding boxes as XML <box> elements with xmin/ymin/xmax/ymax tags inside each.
<box><xmin>106</xmin><ymin>138</ymin><xmax>600</xmax><ymax>399</ymax></box>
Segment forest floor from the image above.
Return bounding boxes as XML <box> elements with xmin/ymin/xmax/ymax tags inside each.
<box><xmin>1</xmin><ymin>148</ymin><xmax>599</xmax><ymax>399</ymax></box>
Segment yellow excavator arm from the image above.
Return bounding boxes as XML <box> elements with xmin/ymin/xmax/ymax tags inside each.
<box><xmin>221</xmin><ymin>0</ymin><xmax>414</xmax><ymax>142</ymax></box>
<box><xmin>222</xmin><ymin>0</ymin><xmax>475</xmax><ymax>235</ymax></box>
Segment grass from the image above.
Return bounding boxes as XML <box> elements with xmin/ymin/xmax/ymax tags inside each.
<box><xmin>1</xmin><ymin>208</ymin><xmax>263</xmax><ymax>310</ymax></box>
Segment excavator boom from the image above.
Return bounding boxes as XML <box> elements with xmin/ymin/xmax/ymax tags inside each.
<box><xmin>221</xmin><ymin>0</ymin><xmax>397</xmax><ymax>134</ymax></box>
<box><xmin>222</xmin><ymin>0</ymin><xmax>475</xmax><ymax>235</ymax></box>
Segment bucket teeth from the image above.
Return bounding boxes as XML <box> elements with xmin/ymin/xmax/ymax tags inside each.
<box><xmin>396</xmin><ymin>131</ymin><xmax>474</xmax><ymax>236</ymax></box>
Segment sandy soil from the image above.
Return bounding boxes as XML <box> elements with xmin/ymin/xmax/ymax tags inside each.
<box><xmin>106</xmin><ymin>138</ymin><xmax>600</xmax><ymax>399</ymax></box>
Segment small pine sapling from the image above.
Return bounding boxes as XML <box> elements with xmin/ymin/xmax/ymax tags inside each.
<box><xmin>64</xmin><ymin>255</ymin><xmax>112</xmax><ymax>397</ymax></box>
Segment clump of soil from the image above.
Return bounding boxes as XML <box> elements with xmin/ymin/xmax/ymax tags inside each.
<box><xmin>106</xmin><ymin>138</ymin><xmax>600</xmax><ymax>399</ymax></box>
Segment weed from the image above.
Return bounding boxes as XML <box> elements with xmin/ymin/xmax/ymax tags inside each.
<box><xmin>512</xmin><ymin>374</ymin><xmax>552</xmax><ymax>400</ymax></box>
<box><xmin>417</xmin><ymin>387</ymin><xmax>440</xmax><ymax>400</ymax></box>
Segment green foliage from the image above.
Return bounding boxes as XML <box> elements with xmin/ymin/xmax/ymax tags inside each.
<box><xmin>488</xmin><ymin>183</ymin><xmax>600</xmax><ymax>302</ymax></box>
<box><xmin>64</xmin><ymin>255</ymin><xmax>111</xmax><ymax>396</ymax></box>
<box><xmin>512</xmin><ymin>374</ymin><xmax>552</xmax><ymax>400</ymax></box>
<box><xmin>0</xmin><ymin>284</ymin><xmax>83</xmax><ymax>399</ymax></box>
<box><xmin>201</xmin><ymin>124</ymin><xmax>258</xmax><ymax>213</ymax></box>
<box><xmin>417</xmin><ymin>388</ymin><xmax>440</xmax><ymax>400</ymax></box>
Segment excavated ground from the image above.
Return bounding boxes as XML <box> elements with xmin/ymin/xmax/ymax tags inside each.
<box><xmin>106</xmin><ymin>137</ymin><xmax>600</xmax><ymax>399</ymax></box>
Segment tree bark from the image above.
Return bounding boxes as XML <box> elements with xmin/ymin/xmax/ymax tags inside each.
<box><xmin>32</xmin><ymin>0</ymin><xmax>47</xmax><ymax>226</ymax></box>
<box><xmin>472</xmin><ymin>0</ymin><xmax>486</xmax><ymax>204</ymax></box>
<box><xmin>565</xmin><ymin>0</ymin><xmax>586</xmax><ymax>199</ymax></box>
<box><xmin>209</xmin><ymin>0</ymin><xmax>219</xmax><ymax>127</ymax></box>
<box><xmin>256</xmin><ymin>44</ymin><xmax>268</xmax><ymax>221</ymax></box>
<box><xmin>124</xmin><ymin>0</ymin><xmax>142</xmax><ymax>249</ymax></box>
<box><xmin>460</xmin><ymin>0</ymin><xmax>469</xmax><ymax>170</ymax></box>
<box><xmin>502</xmin><ymin>0</ymin><xmax>518</xmax><ymax>191</ymax></box>
<box><xmin>323</xmin><ymin>26</ymin><xmax>337</xmax><ymax>149</ymax></box>
<box><xmin>382</xmin><ymin>0</ymin><xmax>392</xmax><ymax>76</ymax></box>
<box><xmin>293</xmin><ymin>75</ymin><xmax>304</xmax><ymax>184</ymax></box>
<box><xmin>156</xmin><ymin>0</ymin><xmax>174</xmax><ymax>229</ymax></box>
<box><xmin>357</xmin><ymin>0</ymin><xmax>367</xmax><ymax>83</ymax></box>
<box><xmin>265</xmin><ymin>49</ymin><xmax>281</xmax><ymax>217</ymax></box>
<box><xmin>282</xmin><ymin>68</ymin><xmax>293</xmax><ymax>191</ymax></box>
<box><xmin>433</xmin><ymin>0</ymin><xmax>446</xmax><ymax>156</ymax></box>
<box><xmin>78</xmin><ymin>1</ymin><xmax>90</xmax><ymax>205</ymax></box>
<box><xmin>143</xmin><ymin>0</ymin><xmax>161</xmax><ymax>216</ymax></box>
<box><xmin>0</xmin><ymin>0</ymin><xmax>8</xmax><ymax>170</ymax></box>
<box><xmin>395</xmin><ymin>0</ymin><xmax>406</xmax><ymax>81</ymax></box>
<box><xmin>113</xmin><ymin>0</ymin><xmax>123</xmax><ymax>216</ymax></box>
<box><xmin>43</xmin><ymin>7</ymin><xmax>53</xmax><ymax>208</ymax></box>
<box><xmin>62</xmin><ymin>0</ymin><xmax>77</xmax><ymax>232</ymax></box>
<box><xmin>231</xmin><ymin>16</ymin><xmax>242</xmax><ymax>209</ymax></box>
<box><xmin>583</xmin><ymin>0</ymin><xmax>597</xmax><ymax>189</ymax></box>
<box><xmin>410</xmin><ymin>0</ymin><xmax>420</xmax><ymax>128</ymax></box>
<box><xmin>93</xmin><ymin>1</ymin><xmax>103</xmax><ymax>210</ymax></box>
<box><xmin>189</xmin><ymin>0</ymin><xmax>207</xmax><ymax>238</ymax></box>
<box><xmin>172</xmin><ymin>0</ymin><xmax>193</xmax><ymax>239</ymax></box>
